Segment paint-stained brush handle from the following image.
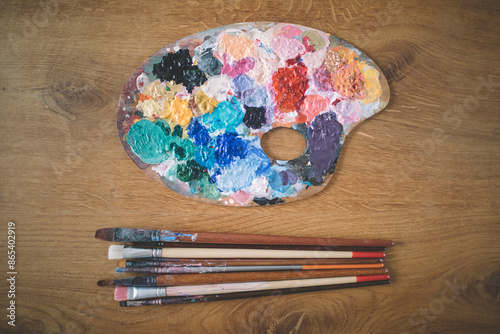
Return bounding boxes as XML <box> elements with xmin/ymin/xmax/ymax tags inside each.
<box><xmin>117</xmin><ymin>258</ymin><xmax>384</xmax><ymax>268</ymax></box>
<box><xmin>125</xmin><ymin>242</ymin><xmax>386</xmax><ymax>252</ymax></box>
<box><xmin>120</xmin><ymin>280</ymin><xmax>391</xmax><ymax>307</ymax></box>
<box><xmin>115</xmin><ymin>263</ymin><xmax>384</xmax><ymax>274</ymax></box>
<box><xmin>96</xmin><ymin>228</ymin><xmax>394</xmax><ymax>248</ymax></box>
<box><xmin>106</xmin><ymin>268</ymin><xmax>388</xmax><ymax>286</ymax></box>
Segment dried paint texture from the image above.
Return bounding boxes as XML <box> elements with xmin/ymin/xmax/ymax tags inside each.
<box><xmin>118</xmin><ymin>22</ymin><xmax>388</xmax><ymax>206</ymax></box>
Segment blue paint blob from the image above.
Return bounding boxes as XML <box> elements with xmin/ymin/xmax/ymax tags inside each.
<box><xmin>126</xmin><ymin>119</ymin><xmax>168</xmax><ymax>164</ymax></box>
<box><xmin>215</xmin><ymin>146</ymin><xmax>271</xmax><ymax>193</ymax></box>
<box><xmin>187</xmin><ymin>118</ymin><xmax>211</xmax><ymax>146</ymax></box>
<box><xmin>194</xmin><ymin>145</ymin><xmax>217</xmax><ymax>170</ymax></box>
<box><xmin>279</xmin><ymin>169</ymin><xmax>298</xmax><ymax>185</ymax></box>
<box><xmin>232</xmin><ymin>75</ymin><xmax>255</xmax><ymax>97</ymax></box>
<box><xmin>202</xmin><ymin>97</ymin><xmax>244</xmax><ymax>133</ymax></box>
<box><xmin>214</xmin><ymin>132</ymin><xmax>248</xmax><ymax>167</ymax></box>
<box><xmin>307</xmin><ymin>112</ymin><xmax>343</xmax><ymax>184</ymax></box>
<box><xmin>232</xmin><ymin>75</ymin><xmax>268</xmax><ymax>108</ymax></box>
<box><xmin>241</xmin><ymin>85</ymin><xmax>269</xmax><ymax>108</ymax></box>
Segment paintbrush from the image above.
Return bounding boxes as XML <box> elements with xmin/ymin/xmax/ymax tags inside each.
<box><xmin>115</xmin><ymin>262</ymin><xmax>385</xmax><ymax>274</ymax></box>
<box><xmin>114</xmin><ymin>274</ymin><xmax>390</xmax><ymax>301</ymax></box>
<box><xmin>117</xmin><ymin>258</ymin><xmax>384</xmax><ymax>268</ymax></box>
<box><xmin>96</xmin><ymin>228</ymin><xmax>394</xmax><ymax>248</ymax></box>
<box><xmin>99</xmin><ymin>268</ymin><xmax>388</xmax><ymax>286</ymax></box>
<box><xmin>120</xmin><ymin>279</ymin><xmax>391</xmax><ymax>307</ymax></box>
<box><xmin>123</xmin><ymin>242</ymin><xmax>386</xmax><ymax>252</ymax></box>
<box><xmin>108</xmin><ymin>245</ymin><xmax>386</xmax><ymax>260</ymax></box>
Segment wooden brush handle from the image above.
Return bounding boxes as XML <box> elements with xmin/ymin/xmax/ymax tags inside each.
<box><xmin>159</xmin><ymin>248</ymin><xmax>385</xmax><ymax>259</ymax></box>
<box><xmin>157</xmin><ymin>229</ymin><xmax>393</xmax><ymax>248</ymax></box>
<box><xmin>155</xmin><ymin>268</ymin><xmax>388</xmax><ymax>286</ymax></box>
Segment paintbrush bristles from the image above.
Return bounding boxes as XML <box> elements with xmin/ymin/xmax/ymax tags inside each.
<box><xmin>114</xmin><ymin>286</ymin><xmax>128</xmax><ymax>301</ymax></box>
<box><xmin>108</xmin><ymin>245</ymin><xmax>124</xmax><ymax>260</ymax></box>
<box><xmin>95</xmin><ymin>228</ymin><xmax>115</xmax><ymax>241</ymax></box>
<box><xmin>97</xmin><ymin>279</ymin><xmax>114</xmax><ymax>286</ymax></box>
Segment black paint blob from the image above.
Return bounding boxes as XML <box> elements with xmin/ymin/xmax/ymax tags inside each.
<box><xmin>197</xmin><ymin>48</ymin><xmax>222</xmax><ymax>77</ymax></box>
<box><xmin>253</xmin><ymin>197</ymin><xmax>285</xmax><ymax>206</ymax></box>
<box><xmin>243</xmin><ymin>105</ymin><xmax>267</xmax><ymax>129</ymax></box>
<box><xmin>153</xmin><ymin>49</ymin><xmax>207</xmax><ymax>93</ymax></box>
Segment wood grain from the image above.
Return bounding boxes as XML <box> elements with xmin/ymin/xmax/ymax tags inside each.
<box><xmin>1</xmin><ymin>0</ymin><xmax>499</xmax><ymax>333</ymax></box>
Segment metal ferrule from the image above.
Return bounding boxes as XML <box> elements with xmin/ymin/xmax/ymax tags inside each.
<box><xmin>114</xmin><ymin>275</ymin><xmax>157</xmax><ymax>286</ymax></box>
<box><xmin>122</xmin><ymin>247</ymin><xmax>162</xmax><ymax>259</ymax></box>
<box><xmin>128</xmin><ymin>287</ymin><xmax>166</xmax><ymax>300</ymax></box>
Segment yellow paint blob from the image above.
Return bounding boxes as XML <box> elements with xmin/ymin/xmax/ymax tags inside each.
<box><xmin>195</xmin><ymin>91</ymin><xmax>218</xmax><ymax>116</ymax></box>
<box><xmin>360</xmin><ymin>64</ymin><xmax>382</xmax><ymax>104</ymax></box>
<box><xmin>137</xmin><ymin>98</ymin><xmax>163</xmax><ymax>118</ymax></box>
<box><xmin>220</xmin><ymin>33</ymin><xmax>255</xmax><ymax>61</ymax></box>
<box><xmin>169</xmin><ymin>98</ymin><xmax>193</xmax><ymax>126</ymax></box>
<box><xmin>136</xmin><ymin>80</ymin><xmax>185</xmax><ymax>119</ymax></box>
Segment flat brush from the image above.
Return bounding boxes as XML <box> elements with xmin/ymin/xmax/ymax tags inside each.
<box><xmin>120</xmin><ymin>279</ymin><xmax>391</xmax><ymax>307</ymax></box>
<box><xmin>108</xmin><ymin>245</ymin><xmax>386</xmax><ymax>260</ymax></box>
<box><xmin>117</xmin><ymin>258</ymin><xmax>384</xmax><ymax>268</ymax></box>
<box><xmin>96</xmin><ymin>228</ymin><xmax>394</xmax><ymax>248</ymax></box>
<box><xmin>115</xmin><ymin>262</ymin><xmax>384</xmax><ymax>274</ymax></box>
<box><xmin>124</xmin><ymin>242</ymin><xmax>386</xmax><ymax>252</ymax></box>
<box><xmin>99</xmin><ymin>268</ymin><xmax>388</xmax><ymax>286</ymax></box>
<box><xmin>114</xmin><ymin>274</ymin><xmax>390</xmax><ymax>301</ymax></box>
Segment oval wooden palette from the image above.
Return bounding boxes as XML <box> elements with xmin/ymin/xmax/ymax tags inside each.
<box><xmin>117</xmin><ymin>22</ymin><xmax>389</xmax><ymax>206</ymax></box>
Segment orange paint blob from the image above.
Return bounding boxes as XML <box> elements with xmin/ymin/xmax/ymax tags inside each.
<box><xmin>330</xmin><ymin>62</ymin><xmax>366</xmax><ymax>99</ymax></box>
<box><xmin>220</xmin><ymin>33</ymin><xmax>255</xmax><ymax>61</ymax></box>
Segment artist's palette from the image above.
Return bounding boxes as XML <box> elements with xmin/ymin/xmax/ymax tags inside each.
<box><xmin>117</xmin><ymin>22</ymin><xmax>389</xmax><ymax>206</ymax></box>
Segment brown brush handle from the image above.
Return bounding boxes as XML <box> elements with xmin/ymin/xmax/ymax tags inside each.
<box><xmin>157</xmin><ymin>230</ymin><xmax>394</xmax><ymax>248</ymax></box>
<box><xmin>106</xmin><ymin>228</ymin><xmax>393</xmax><ymax>247</ymax></box>
<box><xmin>155</xmin><ymin>268</ymin><xmax>388</xmax><ymax>286</ymax></box>
<box><xmin>119</xmin><ymin>258</ymin><xmax>384</xmax><ymax>268</ymax></box>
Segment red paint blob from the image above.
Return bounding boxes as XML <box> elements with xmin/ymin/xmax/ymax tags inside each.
<box><xmin>272</xmin><ymin>62</ymin><xmax>309</xmax><ymax>113</ymax></box>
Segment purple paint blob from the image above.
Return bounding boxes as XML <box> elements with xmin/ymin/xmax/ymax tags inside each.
<box><xmin>307</xmin><ymin>112</ymin><xmax>343</xmax><ymax>184</ymax></box>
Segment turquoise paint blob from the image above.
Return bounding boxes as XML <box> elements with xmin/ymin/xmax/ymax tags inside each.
<box><xmin>202</xmin><ymin>97</ymin><xmax>244</xmax><ymax>133</ymax></box>
<box><xmin>126</xmin><ymin>119</ymin><xmax>168</xmax><ymax>164</ymax></box>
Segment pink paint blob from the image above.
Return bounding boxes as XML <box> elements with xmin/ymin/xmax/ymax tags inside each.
<box><xmin>335</xmin><ymin>99</ymin><xmax>363</xmax><ymax>124</ymax></box>
<box><xmin>221</xmin><ymin>57</ymin><xmax>255</xmax><ymax>78</ymax></box>
<box><xmin>272</xmin><ymin>36</ymin><xmax>306</xmax><ymax>61</ymax></box>
<box><xmin>278</xmin><ymin>25</ymin><xmax>303</xmax><ymax>38</ymax></box>
<box><xmin>299</xmin><ymin>95</ymin><xmax>328</xmax><ymax>124</ymax></box>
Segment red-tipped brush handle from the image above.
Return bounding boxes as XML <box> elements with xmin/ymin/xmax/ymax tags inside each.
<box><xmin>356</xmin><ymin>274</ymin><xmax>390</xmax><ymax>282</ymax></box>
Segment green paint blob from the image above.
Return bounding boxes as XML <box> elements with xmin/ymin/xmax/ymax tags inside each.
<box><xmin>155</xmin><ymin>119</ymin><xmax>171</xmax><ymax>136</ymax></box>
<box><xmin>165</xmin><ymin>137</ymin><xmax>196</xmax><ymax>160</ymax></box>
<box><xmin>172</xmin><ymin>124</ymin><xmax>183</xmax><ymax>137</ymax></box>
<box><xmin>126</xmin><ymin>119</ymin><xmax>168</xmax><ymax>164</ymax></box>
<box><xmin>176</xmin><ymin>160</ymin><xmax>205</xmax><ymax>182</ymax></box>
<box><xmin>199</xmin><ymin>178</ymin><xmax>221</xmax><ymax>200</ymax></box>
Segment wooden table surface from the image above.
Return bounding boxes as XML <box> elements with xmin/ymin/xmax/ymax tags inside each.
<box><xmin>1</xmin><ymin>0</ymin><xmax>499</xmax><ymax>333</ymax></box>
